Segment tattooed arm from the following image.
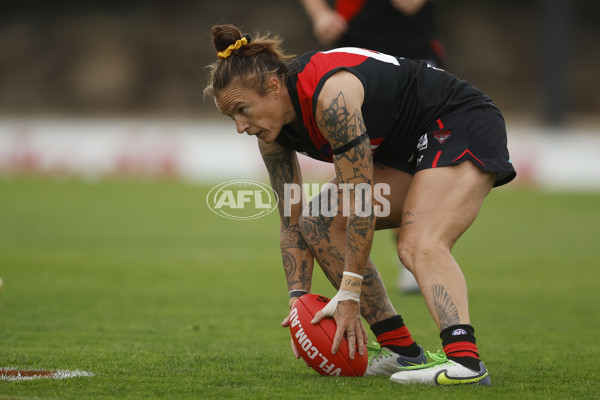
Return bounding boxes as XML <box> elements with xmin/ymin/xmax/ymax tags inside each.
<box><xmin>311</xmin><ymin>70</ymin><xmax>374</xmax><ymax>358</ymax></box>
<box><xmin>258</xmin><ymin>138</ymin><xmax>314</xmax><ymax>302</ymax></box>
<box><xmin>317</xmin><ymin>70</ymin><xmax>375</xmax><ymax>280</ymax></box>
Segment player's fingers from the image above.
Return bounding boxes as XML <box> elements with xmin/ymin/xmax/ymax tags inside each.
<box><xmin>281</xmin><ymin>315</ymin><xmax>290</xmax><ymax>327</ymax></box>
<box><xmin>331</xmin><ymin>324</ymin><xmax>345</xmax><ymax>355</ymax></box>
<box><xmin>347</xmin><ymin>328</ymin><xmax>357</xmax><ymax>359</ymax></box>
<box><xmin>311</xmin><ymin>310</ymin><xmax>324</xmax><ymax>324</ymax></box>
<box><xmin>361</xmin><ymin>321</ymin><xmax>368</xmax><ymax>344</ymax></box>
<box><xmin>290</xmin><ymin>338</ymin><xmax>300</xmax><ymax>359</ymax></box>
<box><xmin>355</xmin><ymin>322</ymin><xmax>366</xmax><ymax>356</ymax></box>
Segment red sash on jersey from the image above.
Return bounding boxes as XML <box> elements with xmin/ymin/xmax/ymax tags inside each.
<box><xmin>296</xmin><ymin>51</ymin><xmax>369</xmax><ymax>162</ymax></box>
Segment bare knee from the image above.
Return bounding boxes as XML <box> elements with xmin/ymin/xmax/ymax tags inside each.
<box><xmin>397</xmin><ymin>237</ymin><xmax>450</xmax><ymax>276</ymax></box>
<box><xmin>397</xmin><ymin>237</ymin><xmax>418</xmax><ymax>274</ymax></box>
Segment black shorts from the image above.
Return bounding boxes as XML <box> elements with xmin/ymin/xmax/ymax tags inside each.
<box><xmin>376</xmin><ymin>101</ymin><xmax>516</xmax><ymax>187</ymax></box>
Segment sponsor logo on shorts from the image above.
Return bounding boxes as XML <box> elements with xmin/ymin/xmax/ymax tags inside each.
<box><xmin>417</xmin><ymin>134</ymin><xmax>428</xmax><ymax>151</ymax></box>
<box><xmin>452</xmin><ymin>329</ymin><xmax>468</xmax><ymax>336</ymax></box>
<box><xmin>433</xmin><ymin>131</ymin><xmax>451</xmax><ymax>144</ymax></box>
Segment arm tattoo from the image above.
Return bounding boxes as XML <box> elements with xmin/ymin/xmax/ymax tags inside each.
<box><xmin>261</xmin><ymin>149</ymin><xmax>294</xmax><ymax>228</ymax></box>
<box><xmin>282</xmin><ymin>251</ymin><xmax>311</xmax><ymax>290</ymax></box>
<box><xmin>298</xmin><ymin>260</ymin><xmax>311</xmax><ymax>289</ymax></box>
<box><xmin>281</xmin><ymin>250</ymin><xmax>297</xmax><ymax>286</ymax></box>
<box><xmin>299</xmin><ymin>213</ymin><xmax>332</xmax><ymax>246</ymax></box>
<box><xmin>319</xmin><ymin>92</ymin><xmax>352</xmax><ymax>144</ymax></box>
<box><xmin>318</xmin><ymin>90</ymin><xmax>375</xmax><ymax>276</ymax></box>
<box><xmin>432</xmin><ymin>284</ymin><xmax>460</xmax><ymax>330</ymax></box>
<box><xmin>401</xmin><ymin>211</ymin><xmax>415</xmax><ymax>227</ymax></box>
<box><xmin>259</xmin><ymin>141</ymin><xmax>313</xmax><ymax>293</ymax></box>
<box><xmin>280</xmin><ymin>224</ymin><xmax>308</xmax><ymax>250</ymax></box>
<box><xmin>319</xmin><ymin>92</ymin><xmax>371</xmax><ymax>184</ymax></box>
<box><xmin>359</xmin><ymin>265</ymin><xmax>395</xmax><ymax>323</ymax></box>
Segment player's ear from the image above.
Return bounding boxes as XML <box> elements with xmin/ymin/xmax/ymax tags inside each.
<box><xmin>266</xmin><ymin>76</ymin><xmax>281</xmax><ymax>97</ymax></box>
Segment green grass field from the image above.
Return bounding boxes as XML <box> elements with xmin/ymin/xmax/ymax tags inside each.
<box><xmin>0</xmin><ymin>177</ymin><xmax>599</xmax><ymax>399</ymax></box>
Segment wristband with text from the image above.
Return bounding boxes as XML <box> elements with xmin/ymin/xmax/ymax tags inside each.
<box><xmin>339</xmin><ymin>271</ymin><xmax>363</xmax><ymax>294</ymax></box>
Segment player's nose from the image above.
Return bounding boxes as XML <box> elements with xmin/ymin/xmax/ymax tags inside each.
<box><xmin>235</xmin><ymin>119</ymin><xmax>249</xmax><ymax>134</ymax></box>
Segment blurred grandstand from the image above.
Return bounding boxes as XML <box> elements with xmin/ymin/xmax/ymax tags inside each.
<box><xmin>1</xmin><ymin>0</ymin><xmax>599</xmax><ymax>188</ymax></box>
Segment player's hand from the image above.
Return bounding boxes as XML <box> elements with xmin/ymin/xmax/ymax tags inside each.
<box><xmin>313</xmin><ymin>10</ymin><xmax>348</xmax><ymax>46</ymax></box>
<box><xmin>281</xmin><ymin>314</ymin><xmax>302</xmax><ymax>359</ymax></box>
<box><xmin>312</xmin><ymin>300</ymin><xmax>367</xmax><ymax>359</ymax></box>
<box><xmin>390</xmin><ymin>0</ymin><xmax>427</xmax><ymax>16</ymax></box>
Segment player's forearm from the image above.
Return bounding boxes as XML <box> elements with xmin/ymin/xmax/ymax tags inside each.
<box><xmin>333</xmin><ymin>140</ymin><xmax>376</xmax><ymax>279</ymax></box>
<box><xmin>262</xmin><ymin>149</ymin><xmax>312</xmax><ymax>294</ymax></box>
<box><xmin>316</xmin><ymin>74</ymin><xmax>374</xmax><ymax>280</ymax></box>
<box><xmin>344</xmin><ymin>211</ymin><xmax>375</xmax><ymax>278</ymax></box>
<box><xmin>280</xmin><ymin>224</ymin><xmax>314</xmax><ymax>305</ymax></box>
<box><xmin>280</xmin><ymin>224</ymin><xmax>313</xmax><ymax>292</ymax></box>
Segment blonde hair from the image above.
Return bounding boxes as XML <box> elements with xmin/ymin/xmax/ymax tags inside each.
<box><xmin>204</xmin><ymin>24</ymin><xmax>294</xmax><ymax>97</ymax></box>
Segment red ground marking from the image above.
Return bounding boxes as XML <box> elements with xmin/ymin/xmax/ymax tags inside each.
<box><xmin>0</xmin><ymin>368</ymin><xmax>53</xmax><ymax>377</ymax></box>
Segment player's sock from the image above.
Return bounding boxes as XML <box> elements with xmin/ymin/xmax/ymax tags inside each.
<box><xmin>370</xmin><ymin>315</ymin><xmax>421</xmax><ymax>358</ymax></box>
<box><xmin>440</xmin><ymin>324</ymin><xmax>482</xmax><ymax>371</ymax></box>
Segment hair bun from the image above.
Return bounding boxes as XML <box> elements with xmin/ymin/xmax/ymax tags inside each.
<box><xmin>212</xmin><ymin>25</ymin><xmax>242</xmax><ymax>52</ymax></box>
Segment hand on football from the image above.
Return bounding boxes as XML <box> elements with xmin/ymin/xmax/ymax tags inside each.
<box><xmin>311</xmin><ymin>300</ymin><xmax>367</xmax><ymax>359</ymax></box>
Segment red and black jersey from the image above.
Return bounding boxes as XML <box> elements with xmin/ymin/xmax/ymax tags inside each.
<box><xmin>277</xmin><ymin>48</ymin><xmax>492</xmax><ymax>165</ymax></box>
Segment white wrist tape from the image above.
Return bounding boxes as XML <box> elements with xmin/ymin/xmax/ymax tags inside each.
<box><xmin>343</xmin><ymin>271</ymin><xmax>364</xmax><ymax>280</ymax></box>
<box><xmin>320</xmin><ymin>290</ymin><xmax>360</xmax><ymax>317</ymax></box>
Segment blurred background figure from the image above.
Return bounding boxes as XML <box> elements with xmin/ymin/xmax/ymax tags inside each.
<box><xmin>0</xmin><ymin>1</ymin><xmax>599</xmax><ymax>187</ymax></box>
<box><xmin>300</xmin><ymin>0</ymin><xmax>448</xmax><ymax>293</ymax></box>
<box><xmin>300</xmin><ymin>0</ymin><xmax>445</xmax><ymax>68</ymax></box>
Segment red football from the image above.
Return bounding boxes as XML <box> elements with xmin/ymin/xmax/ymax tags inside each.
<box><xmin>288</xmin><ymin>293</ymin><xmax>367</xmax><ymax>377</ymax></box>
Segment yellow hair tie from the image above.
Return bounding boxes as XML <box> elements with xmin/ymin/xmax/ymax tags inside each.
<box><xmin>217</xmin><ymin>37</ymin><xmax>248</xmax><ymax>59</ymax></box>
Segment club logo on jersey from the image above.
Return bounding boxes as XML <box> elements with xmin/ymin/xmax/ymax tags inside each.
<box><xmin>433</xmin><ymin>131</ymin><xmax>451</xmax><ymax>144</ymax></box>
<box><xmin>417</xmin><ymin>134</ymin><xmax>428</xmax><ymax>151</ymax></box>
<box><xmin>370</xmin><ymin>137</ymin><xmax>384</xmax><ymax>152</ymax></box>
<box><xmin>452</xmin><ymin>328</ymin><xmax>468</xmax><ymax>336</ymax></box>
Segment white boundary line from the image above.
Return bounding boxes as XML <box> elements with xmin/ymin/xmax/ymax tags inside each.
<box><xmin>0</xmin><ymin>368</ymin><xmax>94</xmax><ymax>381</ymax></box>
